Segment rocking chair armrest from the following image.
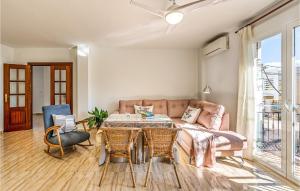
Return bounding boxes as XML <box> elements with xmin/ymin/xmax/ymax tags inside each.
<box><xmin>75</xmin><ymin>118</ymin><xmax>88</xmax><ymax>125</ymax></box>
<box><xmin>44</xmin><ymin>126</ymin><xmax>63</xmax><ymax>146</ymax></box>
<box><xmin>45</xmin><ymin>125</ymin><xmax>62</xmax><ymax>136</ymax></box>
<box><xmin>75</xmin><ymin>118</ymin><xmax>89</xmax><ymax>132</ymax></box>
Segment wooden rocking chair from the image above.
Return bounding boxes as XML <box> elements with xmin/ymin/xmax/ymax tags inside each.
<box><xmin>42</xmin><ymin>104</ymin><xmax>93</xmax><ymax>158</ymax></box>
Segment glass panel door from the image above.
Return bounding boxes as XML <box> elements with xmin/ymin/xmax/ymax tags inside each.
<box><xmin>53</xmin><ymin>69</ymin><xmax>67</xmax><ymax>105</ymax></box>
<box><xmin>3</xmin><ymin>64</ymin><xmax>31</xmax><ymax>132</ymax></box>
<box><xmin>254</xmin><ymin>33</ymin><xmax>286</xmax><ymax>173</ymax></box>
<box><xmin>291</xmin><ymin>25</ymin><xmax>300</xmax><ymax>180</ymax></box>
<box><xmin>9</xmin><ymin>68</ymin><xmax>27</xmax><ymax>108</ymax></box>
<box><xmin>50</xmin><ymin>64</ymin><xmax>72</xmax><ymax>109</ymax></box>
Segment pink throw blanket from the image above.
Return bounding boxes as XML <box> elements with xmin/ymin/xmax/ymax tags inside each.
<box><xmin>180</xmin><ymin>125</ymin><xmax>216</xmax><ymax>168</ymax></box>
<box><xmin>190</xmin><ymin>129</ymin><xmax>216</xmax><ymax>167</ymax></box>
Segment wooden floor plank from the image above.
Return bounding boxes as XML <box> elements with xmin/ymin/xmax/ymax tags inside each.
<box><xmin>0</xmin><ymin>115</ymin><xmax>299</xmax><ymax>191</ymax></box>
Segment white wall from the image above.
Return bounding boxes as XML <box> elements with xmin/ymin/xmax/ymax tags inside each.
<box><xmin>43</xmin><ymin>67</ymin><xmax>50</xmax><ymax>107</ymax></box>
<box><xmin>88</xmin><ymin>47</ymin><xmax>199</xmax><ymax>113</ymax></box>
<box><xmin>0</xmin><ymin>46</ymin><xmax>2</xmax><ymax>132</ymax></box>
<box><xmin>32</xmin><ymin>66</ymin><xmax>50</xmax><ymax>113</ymax></box>
<box><xmin>199</xmin><ymin>2</ymin><xmax>300</xmax><ymax>131</ymax></box>
<box><xmin>13</xmin><ymin>48</ymin><xmax>72</xmax><ymax>63</ymax></box>
<box><xmin>1</xmin><ymin>45</ymin><xmax>15</xmax><ymax>132</ymax></box>
<box><xmin>70</xmin><ymin>47</ymin><xmax>78</xmax><ymax>118</ymax></box>
<box><xmin>2</xmin><ymin>45</ymin><xmax>14</xmax><ymax>63</ymax></box>
<box><xmin>200</xmin><ymin>33</ymin><xmax>240</xmax><ymax>131</ymax></box>
<box><xmin>32</xmin><ymin>67</ymin><xmax>44</xmax><ymax>113</ymax></box>
<box><xmin>77</xmin><ymin>52</ymin><xmax>89</xmax><ymax>119</ymax></box>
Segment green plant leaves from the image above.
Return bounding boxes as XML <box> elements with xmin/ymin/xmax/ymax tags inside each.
<box><xmin>87</xmin><ymin>107</ymin><xmax>108</xmax><ymax>128</ymax></box>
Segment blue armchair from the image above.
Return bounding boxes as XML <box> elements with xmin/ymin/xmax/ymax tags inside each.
<box><xmin>42</xmin><ymin>104</ymin><xmax>92</xmax><ymax>158</ymax></box>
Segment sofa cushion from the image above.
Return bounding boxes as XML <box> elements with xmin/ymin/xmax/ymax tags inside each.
<box><xmin>167</xmin><ymin>100</ymin><xmax>190</xmax><ymax>118</ymax></box>
<box><xmin>172</xmin><ymin>118</ymin><xmax>204</xmax><ymax>129</ymax></box>
<box><xmin>190</xmin><ymin>100</ymin><xmax>223</xmax><ymax>112</ymax></box>
<box><xmin>177</xmin><ymin>127</ymin><xmax>247</xmax><ymax>157</ymax></box>
<box><xmin>119</xmin><ymin>100</ymin><xmax>143</xmax><ymax>114</ymax></box>
<box><xmin>197</xmin><ymin>102</ymin><xmax>225</xmax><ymax>130</ymax></box>
<box><xmin>143</xmin><ymin>99</ymin><xmax>168</xmax><ymax>115</ymax></box>
<box><xmin>181</xmin><ymin>106</ymin><xmax>201</xmax><ymax>123</ymax></box>
<box><xmin>189</xmin><ymin>99</ymin><xmax>205</xmax><ymax>109</ymax></box>
<box><xmin>197</xmin><ymin>111</ymin><xmax>212</xmax><ymax>128</ymax></box>
<box><xmin>211</xmin><ymin>130</ymin><xmax>247</xmax><ymax>151</ymax></box>
<box><xmin>134</xmin><ymin>105</ymin><xmax>153</xmax><ymax>114</ymax></box>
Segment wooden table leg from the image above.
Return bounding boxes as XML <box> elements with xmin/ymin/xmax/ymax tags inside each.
<box><xmin>142</xmin><ymin>134</ymin><xmax>145</xmax><ymax>164</ymax></box>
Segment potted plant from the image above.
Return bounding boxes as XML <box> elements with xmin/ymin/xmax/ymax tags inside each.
<box><xmin>87</xmin><ymin>107</ymin><xmax>108</xmax><ymax>129</ymax></box>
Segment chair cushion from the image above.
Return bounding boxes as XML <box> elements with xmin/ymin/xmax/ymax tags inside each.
<box><xmin>48</xmin><ymin>131</ymin><xmax>90</xmax><ymax>147</ymax></box>
<box><xmin>143</xmin><ymin>99</ymin><xmax>168</xmax><ymax>115</ymax></box>
<box><xmin>52</xmin><ymin>114</ymin><xmax>77</xmax><ymax>136</ymax></box>
<box><xmin>119</xmin><ymin>100</ymin><xmax>143</xmax><ymax>114</ymax></box>
<box><xmin>167</xmin><ymin>100</ymin><xmax>190</xmax><ymax>118</ymax></box>
<box><xmin>42</xmin><ymin>104</ymin><xmax>72</xmax><ymax>130</ymax></box>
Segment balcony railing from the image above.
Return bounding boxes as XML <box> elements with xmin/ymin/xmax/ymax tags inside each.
<box><xmin>256</xmin><ymin>110</ymin><xmax>300</xmax><ymax>157</ymax></box>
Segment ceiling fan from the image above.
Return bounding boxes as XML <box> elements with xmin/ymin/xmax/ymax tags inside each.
<box><xmin>130</xmin><ymin>0</ymin><xmax>227</xmax><ymax>25</ymax></box>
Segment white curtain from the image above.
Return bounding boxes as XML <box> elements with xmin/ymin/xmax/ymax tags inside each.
<box><xmin>236</xmin><ymin>26</ymin><xmax>256</xmax><ymax>160</ymax></box>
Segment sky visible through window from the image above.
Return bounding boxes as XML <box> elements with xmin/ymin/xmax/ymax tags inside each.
<box><xmin>259</xmin><ymin>33</ymin><xmax>282</xmax><ymax>100</ymax></box>
<box><xmin>261</xmin><ymin>34</ymin><xmax>281</xmax><ymax>64</ymax></box>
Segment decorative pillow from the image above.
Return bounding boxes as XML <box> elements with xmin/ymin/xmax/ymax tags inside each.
<box><xmin>134</xmin><ymin>105</ymin><xmax>154</xmax><ymax>114</ymax></box>
<box><xmin>52</xmin><ymin>115</ymin><xmax>77</xmax><ymax>136</ymax></box>
<box><xmin>181</xmin><ymin>106</ymin><xmax>201</xmax><ymax>123</ymax></box>
<box><xmin>197</xmin><ymin>105</ymin><xmax>225</xmax><ymax>130</ymax></box>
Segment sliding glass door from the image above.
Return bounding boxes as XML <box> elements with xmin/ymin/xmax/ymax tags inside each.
<box><xmin>287</xmin><ymin>23</ymin><xmax>300</xmax><ymax>182</ymax></box>
<box><xmin>254</xmin><ymin>21</ymin><xmax>300</xmax><ymax>184</ymax></box>
<box><xmin>254</xmin><ymin>33</ymin><xmax>286</xmax><ymax>175</ymax></box>
<box><xmin>293</xmin><ymin>25</ymin><xmax>300</xmax><ymax>180</ymax></box>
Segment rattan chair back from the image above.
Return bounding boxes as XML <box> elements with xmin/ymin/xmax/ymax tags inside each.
<box><xmin>143</xmin><ymin>127</ymin><xmax>181</xmax><ymax>158</ymax></box>
<box><xmin>102</xmin><ymin>127</ymin><xmax>140</xmax><ymax>154</ymax></box>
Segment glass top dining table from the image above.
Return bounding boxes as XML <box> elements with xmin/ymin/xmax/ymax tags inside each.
<box><xmin>102</xmin><ymin>114</ymin><xmax>173</xmax><ymax>128</ymax></box>
<box><xmin>95</xmin><ymin>114</ymin><xmax>176</xmax><ymax>165</ymax></box>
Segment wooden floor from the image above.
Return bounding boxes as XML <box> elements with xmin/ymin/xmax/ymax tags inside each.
<box><xmin>0</xmin><ymin>115</ymin><xmax>299</xmax><ymax>191</ymax></box>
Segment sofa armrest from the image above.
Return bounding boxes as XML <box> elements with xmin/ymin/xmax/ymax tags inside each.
<box><xmin>220</xmin><ymin>113</ymin><xmax>230</xmax><ymax>131</ymax></box>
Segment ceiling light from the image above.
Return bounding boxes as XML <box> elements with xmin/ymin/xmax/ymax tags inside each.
<box><xmin>165</xmin><ymin>11</ymin><xmax>184</xmax><ymax>25</ymax></box>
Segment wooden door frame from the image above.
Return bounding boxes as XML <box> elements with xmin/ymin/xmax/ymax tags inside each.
<box><xmin>3</xmin><ymin>64</ymin><xmax>32</xmax><ymax>131</ymax></box>
<box><xmin>28</xmin><ymin>62</ymin><xmax>73</xmax><ymax>128</ymax></box>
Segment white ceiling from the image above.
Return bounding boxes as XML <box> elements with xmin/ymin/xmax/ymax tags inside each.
<box><xmin>1</xmin><ymin>0</ymin><xmax>277</xmax><ymax>48</ymax></box>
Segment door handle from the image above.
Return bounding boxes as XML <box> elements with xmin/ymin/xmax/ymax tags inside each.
<box><xmin>4</xmin><ymin>94</ymin><xmax>8</xmax><ymax>103</ymax></box>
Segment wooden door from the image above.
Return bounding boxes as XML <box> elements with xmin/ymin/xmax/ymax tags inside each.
<box><xmin>3</xmin><ymin>64</ymin><xmax>32</xmax><ymax>132</ymax></box>
<box><xmin>50</xmin><ymin>64</ymin><xmax>72</xmax><ymax>108</ymax></box>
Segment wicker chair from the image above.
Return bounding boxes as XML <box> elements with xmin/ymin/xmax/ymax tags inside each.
<box><xmin>99</xmin><ymin>127</ymin><xmax>141</xmax><ymax>187</ymax></box>
<box><xmin>142</xmin><ymin>127</ymin><xmax>182</xmax><ymax>188</ymax></box>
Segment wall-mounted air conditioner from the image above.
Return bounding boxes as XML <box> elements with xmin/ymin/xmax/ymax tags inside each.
<box><xmin>203</xmin><ymin>35</ymin><xmax>229</xmax><ymax>57</ymax></box>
